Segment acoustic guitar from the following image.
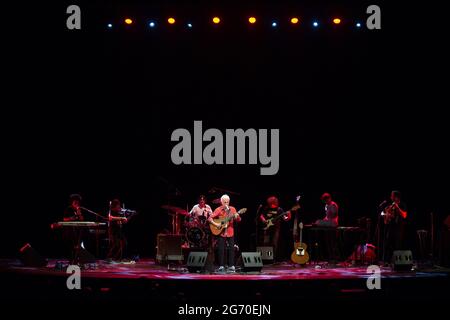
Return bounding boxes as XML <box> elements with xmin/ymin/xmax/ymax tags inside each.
<box><xmin>209</xmin><ymin>208</ymin><xmax>247</xmax><ymax>236</ymax></box>
<box><xmin>291</xmin><ymin>222</ymin><xmax>309</xmax><ymax>265</ymax></box>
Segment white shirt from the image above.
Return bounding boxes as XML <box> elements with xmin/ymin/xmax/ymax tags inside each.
<box><xmin>189</xmin><ymin>204</ymin><xmax>212</xmax><ymax>218</ymax></box>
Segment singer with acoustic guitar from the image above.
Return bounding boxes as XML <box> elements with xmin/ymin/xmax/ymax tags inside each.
<box><xmin>208</xmin><ymin>194</ymin><xmax>244</xmax><ymax>273</ymax></box>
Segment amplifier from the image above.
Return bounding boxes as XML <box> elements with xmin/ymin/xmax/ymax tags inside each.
<box><xmin>156</xmin><ymin>234</ymin><xmax>183</xmax><ymax>262</ymax></box>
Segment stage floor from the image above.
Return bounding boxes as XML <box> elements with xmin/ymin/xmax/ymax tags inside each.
<box><xmin>1</xmin><ymin>258</ymin><xmax>447</xmax><ymax>281</ymax></box>
<box><xmin>1</xmin><ymin>258</ymin><xmax>450</xmax><ymax>305</ymax></box>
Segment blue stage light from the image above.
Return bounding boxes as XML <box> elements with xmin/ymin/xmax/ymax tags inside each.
<box><xmin>107</xmin><ymin>23</ymin><xmax>113</xmax><ymax>28</ymax></box>
<box><xmin>356</xmin><ymin>22</ymin><xmax>362</xmax><ymax>28</ymax></box>
<box><xmin>313</xmin><ymin>21</ymin><xmax>319</xmax><ymax>27</ymax></box>
<box><xmin>149</xmin><ymin>21</ymin><xmax>156</xmax><ymax>28</ymax></box>
<box><xmin>271</xmin><ymin>21</ymin><xmax>277</xmax><ymax>27</ymax></box>
<box><xmin>187</xmin><ymin>23</ymin><xmax>193</xmax><ymax>28</ymax></box>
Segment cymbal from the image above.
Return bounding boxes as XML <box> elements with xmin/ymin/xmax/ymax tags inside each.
<box><xmin>208</xmin><ymin>187</ymin><xmax>240</xmax><ymax>196</ymax></box>
<box><xmin>161</xmin><ymin>205</ymin><xmax>188</xmax><ymax>216</ymax></box>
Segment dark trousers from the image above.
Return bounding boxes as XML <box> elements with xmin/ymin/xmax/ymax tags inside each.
<box><xmin>385</xmin><ymin>222</ymin><xmax>405</xmax><ymax>262</ymax></box>
<box><xmin>108</xmin><ymin>225</ymin><xmax>126</xmax><ymax>260</ymax></box>
<box><xmin>217</xmin><ymin>236</ymin><xmax>235</xmax><ymax>267</ymax></box>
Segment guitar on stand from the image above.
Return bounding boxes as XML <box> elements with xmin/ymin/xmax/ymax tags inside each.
<box><xmin>290</xmin><ymin>196</ymin><xmax>309</xmax><ymax>265</ymax></box>
<box><xmin>291</xmin><ymin>222</ymin><xmax>310</xmax><ymax>265</ymax></box>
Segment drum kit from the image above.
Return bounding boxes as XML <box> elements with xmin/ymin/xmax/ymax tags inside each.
<box><xmin>161</xmin><ymin>204</ymin><xmax>210</xmax><ymax>248</ymax></box>
<box><xmin>159</xmin><ymin>179</ymin><xmax>241</xmax><ymax>249</ymax></box>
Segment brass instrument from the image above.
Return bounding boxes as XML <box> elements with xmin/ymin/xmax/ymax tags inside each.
<box><xmin>383</xmin><ymin>202</ymin><xmax>397</xmax><ymax>224</ymax></box>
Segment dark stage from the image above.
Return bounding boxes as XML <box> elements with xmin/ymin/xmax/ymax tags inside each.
<box><xmin>2</xmin><ymin>0</ymin><xmax>450</xmax><ymax>318</ymax></box>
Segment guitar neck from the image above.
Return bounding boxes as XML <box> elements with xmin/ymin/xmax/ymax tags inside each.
<box><xmin>299</xmin><ymin>226</ymin><xmax>303</xmax><ymax>244</ymax></box>
<box><xmin>293</xmin><ymin>216</ymin><xmax>298</xmax><ymax>237</ymax></box>
<box><xmin>224</xmin><ymin>214</ymin><xmax>234</xmax><ymax>223</ymax></box>
<box><xmin>222</xmin><ymin>209</ymin><xmax>243</xmax><ymax>223</ymax></box>
<box><xmin>270</xmin><ymin>210</ymin><xmax>289</xmax><ymax>223</ymax></box>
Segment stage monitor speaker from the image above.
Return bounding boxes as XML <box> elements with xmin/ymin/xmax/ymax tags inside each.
<box><xmin>241</xmin><ymin>252</ymin><xmax>263</xmax><ymax>272</ymax></box>
<box><xmin>18</xmin><ymin>243</ymin><xmax>47</xmax><ymax>267</ymax></box>
<box><xmin>256</xmin><ymin>246</ymin><xmax>274</xmax><ymax>262</ymax></box>
<box><xmin>186</xmin><ymin>252</ymin><xmax>208</xmax><ymax>272</ymax></box>
<box><xmin>392</xmin><ymin>250</ymin><xmax>413</xmax><ymax>271</ymax></box>
<box><xmin>156</xmin><ymin>234</ymin><xmax>183</xmax><ymax>262</ymax></box>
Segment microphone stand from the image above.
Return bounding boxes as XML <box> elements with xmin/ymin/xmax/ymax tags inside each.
<box><xmin>255</xmin><ymin>205</ymin><xmax>262</xmax><ymax>251</ymax></box>
<box><xmin>376</xmin><ymin>200</ymin><xmax>386</xmax><ymax>264</ymax></box>
<box><xmin>430</xmin><ymin>212</ymin><xmax>434</xmax><ymax>263</ymax></box>
<box><xmin>80</xmin><ymin>207</ymin><xmax>108</xmax><ymax>221</ymax></box>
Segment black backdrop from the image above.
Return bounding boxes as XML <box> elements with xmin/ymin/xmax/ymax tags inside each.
<box><xmin>2</xmin><ymin>1</ymin><xmax>448</xmax><ymax>258</ymax></box>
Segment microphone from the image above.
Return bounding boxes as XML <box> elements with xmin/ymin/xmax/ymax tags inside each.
<box><xmin>121</xmin><ymin>208</ymin><xmax>137</xmax><ymax>215</ymax></box>
<box><xmin>378</xmin><ymin>200</ymin><xmax>388</xmax><ymax>208</ymax></box>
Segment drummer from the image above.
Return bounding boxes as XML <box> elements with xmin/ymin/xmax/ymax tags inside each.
<box><xmin>189</xmin><ymin>195</ymin><xmax>212</xmax><ymax>223</ymax></box>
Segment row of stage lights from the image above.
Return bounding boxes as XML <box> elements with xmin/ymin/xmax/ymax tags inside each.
<box><xmin>106</xmin><ymin>16</ymin><xmax>363</xmax><ymax>29</ymax></box>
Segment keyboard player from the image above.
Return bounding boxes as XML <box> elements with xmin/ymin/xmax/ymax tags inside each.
<box><xmin>62</xmin><ymin>194</ymin><xmax>85</xmax><ymax>261</ymax></box>
<box><xmin>63</xmin><ymin>194</ymin><xmax>84</xmax><ymax>221</ymax></box>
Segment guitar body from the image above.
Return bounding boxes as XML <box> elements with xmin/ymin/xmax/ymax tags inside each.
<box><xmin>209</xmin><ymin>208</ymin><xmax>247</xmax><ymax>236</ymax></box>
<box><xmin>291</xmin><ymin>242</ymin><xmax>309</xmax><ymax>265</ymax></box>
<box><xmin>210</xmin><ymin>217</ymin><xmax>229</xmax><ymax>236</ymax></box>
<box><xmin>262</xmin><ymin>219</ymin><xmax>275</xmax><ymax>231</ymax></box>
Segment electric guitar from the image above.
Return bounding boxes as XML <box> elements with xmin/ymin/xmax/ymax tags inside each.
<box><xmin>210</xmin><ymin>208</ymin><xmax>247</xmax><ymax>236</ymax></box>
<box><xmin>262</xmin><ymin>204</ymin><xmax>300</xmax><ymax>231</ymax></box>
<box><xmin>291</xmin><ymin>222</ymin><xmax>309</xmax><ymax>265</ymax></box>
